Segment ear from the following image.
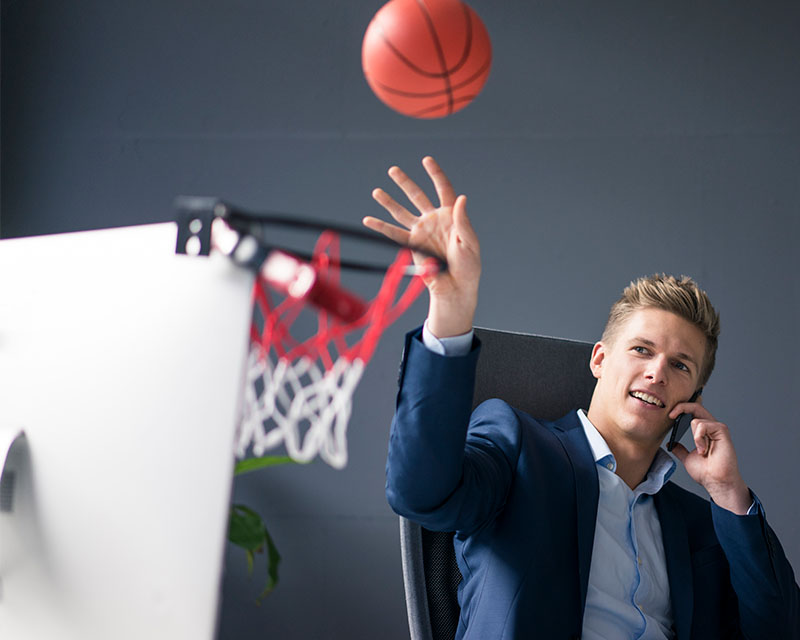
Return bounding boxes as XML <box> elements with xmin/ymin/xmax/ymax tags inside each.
<box><xmin>589</xmin><ymin>342</ymin><xmax>605</xmax><ymax>380</ymax></box>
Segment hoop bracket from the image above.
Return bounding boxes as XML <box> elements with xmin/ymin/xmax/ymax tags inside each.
<box><xmin>174</xmin><ymin>196</ymin><xmax>221</xmax><ymax>257</ymax></box>
<box><xmin>174</xmin><ymin>196</ymin><xmax>446</xmax><ymax>276</ymax></box>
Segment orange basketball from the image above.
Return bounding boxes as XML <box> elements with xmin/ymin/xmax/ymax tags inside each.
<box><xmin>362</xmin><ymin>0</ymin><xmax>492</xmax><ymax>119</ymax></box>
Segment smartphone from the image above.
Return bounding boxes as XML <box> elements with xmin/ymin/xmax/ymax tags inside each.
<box><xmin>666</xmin><ymin>388</ymin><xmax>702</xmax><ymax>452</ymax></box>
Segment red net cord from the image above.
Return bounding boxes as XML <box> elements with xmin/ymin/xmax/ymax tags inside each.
<box><xmin>251</xmin><ymin>230</ymin><xmax>437</xmax><ymax>369</ymax></box>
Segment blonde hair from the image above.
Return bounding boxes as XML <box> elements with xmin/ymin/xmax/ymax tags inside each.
<box><xmin>602</xmin><ymin>274</ymin><xmax>720</xmax><ymax>386</ymax></box>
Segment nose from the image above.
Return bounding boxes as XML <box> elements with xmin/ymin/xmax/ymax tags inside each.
<box><xmin>645</xmin><ymin>355</ymin><xmax>669</xmax><ymax>385</ymax></box>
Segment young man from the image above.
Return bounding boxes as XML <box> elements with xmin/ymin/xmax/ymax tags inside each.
<box><xmin>363</xmin><ymin>157</ymin><xmax>799</xmax><ymax>639</ymax></box>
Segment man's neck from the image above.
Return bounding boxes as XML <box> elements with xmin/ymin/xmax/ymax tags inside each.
<box><xmin>587</xmin><ymin>413</ymin><xmax>662</xmax><ymax>489</ymax></box>
<box><xmin>605</xmin><ymin>436</ymin><xmax>660</xmax><ymax>490</ymax></box>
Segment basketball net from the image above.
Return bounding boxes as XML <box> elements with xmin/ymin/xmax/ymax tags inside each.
<box><xmin>236</xmin><ymin>230</ymin><xmax>433</xmax><ymax>469</ymax></box>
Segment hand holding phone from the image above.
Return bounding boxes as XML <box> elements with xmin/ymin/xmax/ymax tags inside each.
<box><xmin>667</xmin><ymin>388</ymin><xmax>702</xmax><ymax>452</ymax></box>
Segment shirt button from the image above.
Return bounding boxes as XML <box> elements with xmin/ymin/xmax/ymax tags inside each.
<box><xmin>606</xmin><ymin>462</ymin><xmax>614</xmax><ymax>470</ymax></box>
<box><xmin>637</xmin><ymin>556</ymin><xmax>642</xmax><ymax>566</ymax></box>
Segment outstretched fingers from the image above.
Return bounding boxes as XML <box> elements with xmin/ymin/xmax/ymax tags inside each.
<box><xmin>422</xmin><ymin>156</ymin><xmax>456</xmax><ymax>207</ymax></box>
<box><xmin>361</xmin><ymin>215</ymin><xmax>411</xmax><ymax>246</ymax></box>
<box><xmin>371</xmin><ymin>187</ymin><xmax>418</xmax><ymax>228</ymax></box>
<box><xmin>388</xmin><ymin>165</ymin><xmax>436</xmax><ymax>214</ymax></box>
<box><xmin>364</xmin><ymin>158</ymin><xmax>478</xmax><ymax>279</ymax></box>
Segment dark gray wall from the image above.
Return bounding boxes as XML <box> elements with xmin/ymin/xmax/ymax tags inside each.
<box><xmin>3</xmin><ymin>1</ymin><xmax>798</xmax><ymax>638</ymax></box>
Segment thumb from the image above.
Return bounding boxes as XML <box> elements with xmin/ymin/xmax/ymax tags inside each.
<box><xmin>670</xmin><ymin>443</ymin><xmax>691</xmax><ymax>465</ymax></box>
<box><xmin>452</xmin><ymin>195</ymin><xmax>478</xmax><ymax>249</ymax></box>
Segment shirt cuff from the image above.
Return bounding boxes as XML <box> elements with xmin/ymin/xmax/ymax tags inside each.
<box><xmin>422</xmin><ymin>320</ymin><xmax>474</xmax><ymax>357</ymax></box>
<box><xmin>712</xmin><ymin>489</ymin><xmax>759</xmax><ymax>517</ymax></box>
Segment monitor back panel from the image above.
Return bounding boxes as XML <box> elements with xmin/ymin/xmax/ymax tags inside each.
<box><xmin>0</xmin><ymin>223</ymin><xmax>254</xmax><ymax>640</ymax></box>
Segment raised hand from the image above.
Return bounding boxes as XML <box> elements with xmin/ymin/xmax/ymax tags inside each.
<box><xmin>363</xmin><ymin>156</ymin><xmax>481</xmax><ymax>337</ymax></box>
<box><xmin>669</xmin><ymin>399</ymin><xmax>752</xmax><ymax>515</ymax></box>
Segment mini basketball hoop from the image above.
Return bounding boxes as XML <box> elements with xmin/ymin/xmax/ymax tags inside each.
<box><xmin>176</xmin><ymin>197</ymin><xmax>444</xmax><ymax>469</ymax></box>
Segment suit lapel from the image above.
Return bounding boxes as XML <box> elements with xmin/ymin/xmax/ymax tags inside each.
<box><xmin>654</xmin><ymin>487</ymin><xmax>693</xmax><ymax>639</ymax></box>
<box><xmin>553</xmin><ymin>413</ymin><xmax>599</xmax><ymax>615</ymax></box>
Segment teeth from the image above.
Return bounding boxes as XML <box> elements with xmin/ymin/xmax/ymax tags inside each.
<box><xmin>631</xmin><ymin>391</ymin><xmax>664</xmax><ymax>407</ymax></box>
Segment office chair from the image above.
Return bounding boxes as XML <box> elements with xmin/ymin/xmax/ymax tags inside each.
<box><xmin>399</xmin><ymin>327</ymin><xmax>597</xmax><ymax>640</ymax></box>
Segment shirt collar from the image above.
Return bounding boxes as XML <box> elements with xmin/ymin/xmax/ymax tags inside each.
<box><xmin>577</xmin><ymin>409</ymin><xmax>615</xmax><ymax>468</ymax></box>
<box><xmin>576</xmin><ymin>409</ymin><xmax>676</xmax><ymax>493</ymax></box>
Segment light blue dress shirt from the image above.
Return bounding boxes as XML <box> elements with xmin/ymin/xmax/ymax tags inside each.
<box><xmin>576</xmin><ymin>409</ymin><xmax>675</xmax><ymax>639</ymax></box>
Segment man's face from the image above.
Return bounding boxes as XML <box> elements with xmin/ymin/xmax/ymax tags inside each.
<box><xmin>588</xmin><ymin>307</ymin><xmax>706</xmax><ymax>448</ymax></box>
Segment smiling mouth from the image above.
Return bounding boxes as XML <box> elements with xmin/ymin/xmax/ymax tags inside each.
<box><xmin>630</xmin><ymin>391</ymin><xmax>665</xmax><ymax>408</ymax></box>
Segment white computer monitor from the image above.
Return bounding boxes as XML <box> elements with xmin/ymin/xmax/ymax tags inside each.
<box><xmin>0</xmin><ymin>223</ymin><xmax>254</xmax><ymax>640</ymax></box>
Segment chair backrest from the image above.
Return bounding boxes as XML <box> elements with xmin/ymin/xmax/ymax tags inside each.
<box><xmin>399</xmin><ymin>326</ymin><xmax>597</xmax><ymax>640</ymax></box>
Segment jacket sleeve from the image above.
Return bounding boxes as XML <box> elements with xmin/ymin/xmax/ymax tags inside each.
<box><xmin>712</xmin><ymin>495</ymin><xmax>800</xmax><ymax>639</ymax></box>
<box><xmin>385</xmin><ymin>328</ymin><xmax>522</xmax><ymax>534</ymax></box>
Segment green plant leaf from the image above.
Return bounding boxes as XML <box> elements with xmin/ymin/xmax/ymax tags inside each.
<box><xmin>229</xmin><ymin>504</ymin><xmax>267</xmax><ymax>553</ymax></box>
<box><xmin>256</xmin><ymin>525</ymin><xmax>281</xmax><ymax>605</ymax></box>
<box><xmin>227</xmin><ymin>457</ymin><xmax>298</xmax><ymax>602</ymax></box>
<box><xmin>234</xmin><ymin>455</ymin><xmax>298</xmax><ymax>476</ymax></box>
<box><xmin>228</xmin><ymin>503</ymin><xmax>281</xmax><ymax>603</ymax></box>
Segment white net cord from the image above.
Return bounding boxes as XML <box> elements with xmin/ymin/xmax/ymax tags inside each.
<box><xmin>237</xmin><ymin>346</ymin><xmax>366</xmax><ymax>469</ymax></box>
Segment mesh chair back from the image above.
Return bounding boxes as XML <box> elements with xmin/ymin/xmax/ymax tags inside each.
<box><xmin>400</xmin><ymin>327</ymin><xmax>596</xmax><ymax>640</ymax></box>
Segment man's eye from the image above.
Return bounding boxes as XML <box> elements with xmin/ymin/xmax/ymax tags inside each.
<box><xmin>673</xmin><ymin>361</ymin><xmax>689</xmax><ymax>372</ymax></box>
<box><xmin>633</xmin><ymin>346</ymin><xmax>649</xmax><ymax>354</ymax></box>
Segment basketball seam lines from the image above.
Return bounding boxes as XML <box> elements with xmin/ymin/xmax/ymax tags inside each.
<box><xmin>415</xmin><ymin>0</ymin><xmax>454</xmax><ymax>113</ymax></box>
<box><xmin>371</xmin><ymin>53</ymin><xmax>490</xmax><ymax>99</ymax></box>
<box><xmin>374</xmin><ymin>7</ymin><xmax>474</xmax><ymax>79</ymax></box>
<box><xmin>447</xmin><ymin>3</ymin><xmax>474</xmax><ymax>77</ymax></box>
<box><xmin>407</xmin><ymin>94</ymin><xmax>479</xmax><ymax>117</ymax></box>
<box><xmin>375</xmin><ymin>23</ymin><xmax>463</xmax><ymax>79</ymax></box>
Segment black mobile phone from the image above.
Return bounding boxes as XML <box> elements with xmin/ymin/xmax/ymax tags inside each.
<box><xmin>667</xmin><ymin>388</ymin><xmax>703</xmax><ymax>452</ymax></box>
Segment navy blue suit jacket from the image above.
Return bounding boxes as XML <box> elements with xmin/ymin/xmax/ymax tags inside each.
<box><xmin>387</xmin><ymin>330</ymin><xmax>799</xmax><ymax>639</ymax></box>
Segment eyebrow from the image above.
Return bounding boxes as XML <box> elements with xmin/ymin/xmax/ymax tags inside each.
<box><xmin>631</xmin><ymin>337</ymin><xmax>698</xmax><ymax>368</ymax></box>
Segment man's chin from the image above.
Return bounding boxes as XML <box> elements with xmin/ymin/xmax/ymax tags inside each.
<box><xmin>619</xmin><ymin>420</ymin><xmax>671</xmax><ymax>446</ymax></box>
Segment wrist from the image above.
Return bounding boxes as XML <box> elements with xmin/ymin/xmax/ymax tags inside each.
<box><xmin>708</xmin><ymin>479</ymin><xmax>751</xmax><ymax>516</ymax></box>
<box><xmin>427</xmin><ymin>295</ymin><xmax>476</xmax><ymax>339</ymax></box>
